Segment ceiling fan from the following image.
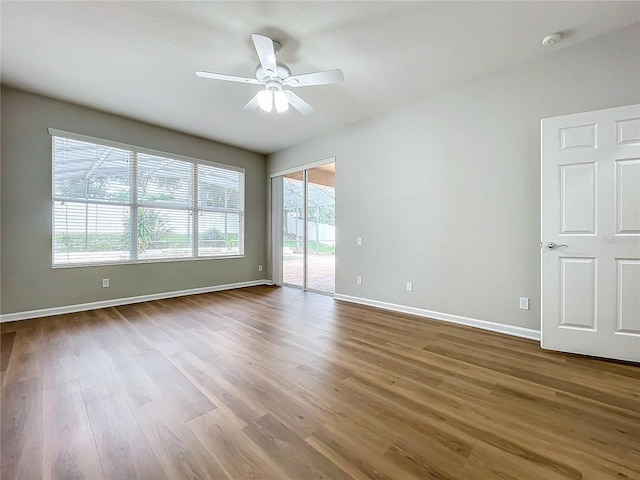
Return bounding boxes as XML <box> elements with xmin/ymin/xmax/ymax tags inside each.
<box><xmin>196</xmin><ymin>34</ymin><xmax>344</xmax><ymax>115</ymax></box>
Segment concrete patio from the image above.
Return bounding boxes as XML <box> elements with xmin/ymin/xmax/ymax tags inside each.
<box><xmin>283</xmin><ymin>252</ymin><xmax>335</xmax><ymax>293</ymax></box>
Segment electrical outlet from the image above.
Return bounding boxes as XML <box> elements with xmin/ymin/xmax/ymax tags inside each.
<box><xmin>519</xmin><ymin>297</ymin><xmax>529</xmax><ymax>310</ymax></box>
<box><xmin>102</xmin><ymin>278</ymin><xmax>110</xmax><ymax>288</ymax></box>
<box><xmin>356</xmin><ymin>237</ymin><xmax>363</xmax><ymax>246</ymax></box>
<box><xmin>406</xmin><ymin>281</ymin><xmax>413</xmax><ymax>292</ymax></box>
<box><xmin>258</xmin><ymin>265</ymin><xmax>263</xmax><ymax>272</ymax></box>
<box><xmin>356</xmin><ymin>275</ymin><xmax>362</xmax><ymax>285</ymax></box>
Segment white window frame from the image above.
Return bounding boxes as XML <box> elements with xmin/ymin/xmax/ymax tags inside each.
<box><xmin>49</xmin><ymin>128</ymin><xmax>245</xmax><ymax>268</ymax></box>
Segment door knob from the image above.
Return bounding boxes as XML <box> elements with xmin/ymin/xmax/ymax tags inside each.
<box><xmin>546</xmin><ymin>242</ymin><xmax>568</xmax><ymax>250</ymax></box>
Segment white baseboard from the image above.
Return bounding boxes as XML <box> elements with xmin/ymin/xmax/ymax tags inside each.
<box><xmin>1</xmin><ymin>284</ymin><xmax>540</xmax><ymax>343</ymax></box>
<box><xmin>0</xmin><ymin>279</ymin><xmax>274</xmax><ymax>323</ymax></box>
<box><xmin>333</xmin><ymin>294</ymin><xmax>540</xmax><ymax>341</ymax></box>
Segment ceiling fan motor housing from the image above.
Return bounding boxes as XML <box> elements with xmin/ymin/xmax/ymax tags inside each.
<box><xmin>255</xmin><ymin>62</ymin><xmax>292</xmax><ymax>82</ymax></box>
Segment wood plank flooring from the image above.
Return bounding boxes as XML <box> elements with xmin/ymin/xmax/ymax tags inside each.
<box><xmin>1</xmin><ymin>285</ymin><xmax>639</xmax><ymax>479</ymax></box>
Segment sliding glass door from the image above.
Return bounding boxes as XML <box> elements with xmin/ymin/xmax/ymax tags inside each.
<box><xmin>306</xmin><ymin>165</ymin><xmax>335</xmax><ymax>292</ymax></box>
<box><xmin>282</xmin><ymin>171</ymin><xmax>304</xmax><ymax>288</ymax></box>
<box><xmin>275</xmin><ymin>161</ymin><xmax>335</xmax><ymax>293</ymax></box>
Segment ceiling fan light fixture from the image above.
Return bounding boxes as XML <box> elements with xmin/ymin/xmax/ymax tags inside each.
<box><xmin>274</xmin><ymin>90</ymin><xmax>289</xmax><ymax>113</ymax></box>
<box><xmin>257</xmin><ymin>90</ymin><xmax>273</xmax><ymax>112</ymax></box>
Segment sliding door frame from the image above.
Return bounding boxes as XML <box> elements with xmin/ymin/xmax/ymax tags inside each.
<box><xmin>302</xmin><ymin>169</ymin><xmax>309</xmax><ymax>290</ymax></box>
<box><xmin>270</xmin><ymin>176</ymin><xmax>284</xmax><ymax>286</ymax></box>
<box><xmin>270</xmin><ymin>157</ymin><xmax>335</xmax><ymax>292</ymax></box>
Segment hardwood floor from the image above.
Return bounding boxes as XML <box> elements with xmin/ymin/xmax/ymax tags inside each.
<box><xmin>1</xmin><ymin>285</ymin><xmax>639</xmax><ymax>479</ymax></box>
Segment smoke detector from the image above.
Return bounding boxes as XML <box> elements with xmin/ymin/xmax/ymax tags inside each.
<box><xmin>541</xmin><ymin>33</ymin><xmax>563</xmax><ymax>46</ymax></box>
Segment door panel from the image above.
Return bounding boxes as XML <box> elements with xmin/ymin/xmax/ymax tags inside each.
<box><xmin>616</xmin><ymin>117</ymin><xmax>640</xmax><ymax>145</ymax></box>
<box><xmin>616</xmin><ymin>159</ymin><xmax>640</xmax><ymax>234</ymax></box>
<box><xmin>542</xmin><ymin>104</ymin><xmax>640</xmax><ymax>362</ymax></box>
<box><xmin>617</xmin><ymin>259</ymin><xmax>640</xmax><ymax>334</ymax></box>
<box><xmin>559</xmin><ymin>257</ymin><xmax>597</xmax><ymax>330</ymax></box>
<box><xmin>560</xmin><ymin>162</ymin><xmax>597</xmax><ymax>234</ymax></box>
<box><xmin>559</xmin><ymin>123</ymin><xmax>597</xmax><ymax>150</ymax></box>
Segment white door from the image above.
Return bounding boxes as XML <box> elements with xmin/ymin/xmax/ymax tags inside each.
<box><xmin>541</xmin><ymin>104</ymin><xmax>640</xmax><ymax>362</ymax></box>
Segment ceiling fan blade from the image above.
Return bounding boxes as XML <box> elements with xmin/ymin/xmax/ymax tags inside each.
<box><xmin>196</xmin><ymin>71</ymin><xmax>260</xmax><ymax>84</ymax></box>
<box><xmin>251</xmin><ymin>34</ymin><xmax>278</xmax><ymax>76</ymax></box>
<box><xmin>284</xmin><ymin>69</ymin><xmax>344</xmax><ymax>87</ymax></box>
<box><xmin>242</xmin><ymin>92</ymin><xmax>262</xmax><ymax>111</ymax></box>
<box><xmin>286</xmin><ymin>91</ymin><xmax>316</xmax><ymax>115</ymax></box>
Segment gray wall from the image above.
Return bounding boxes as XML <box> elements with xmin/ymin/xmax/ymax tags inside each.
<box><xmin>268</xmin><ymin>24</ymin><xmax>640</xmax><ymax>331</ymax></box>
<box><xmin>1</xmin><ymin>87</ymin><xmax>267</xmax><ymax>314</ymax></box>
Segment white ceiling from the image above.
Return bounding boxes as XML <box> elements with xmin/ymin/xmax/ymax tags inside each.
<box><xmin>2</xmin><ymin>1</ymin><xmax>639</xmax><ymax>155</ymax></box>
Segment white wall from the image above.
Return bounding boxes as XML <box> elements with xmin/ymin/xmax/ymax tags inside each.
<box><xmin>268</xmin><ymin>24</ymin><xmax>640</xmax><ymax>331</ymax></box>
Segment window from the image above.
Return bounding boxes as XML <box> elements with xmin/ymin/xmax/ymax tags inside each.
<box><xmin>51</xmin><ymin>130</ymin><xmax>244</xmax><ymax>266</ymax></box>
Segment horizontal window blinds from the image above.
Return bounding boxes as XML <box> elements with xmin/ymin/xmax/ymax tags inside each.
<box><xmin>51</xmin><ymin>134</ymin><xmax>244</xmax><ymax>267</ymax></box>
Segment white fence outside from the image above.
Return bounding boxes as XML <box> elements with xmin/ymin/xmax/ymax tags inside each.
<box><xmin>285</xmin><ymin>217</ymin><xmax>335</xmax><ymax>248</ymax></box>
